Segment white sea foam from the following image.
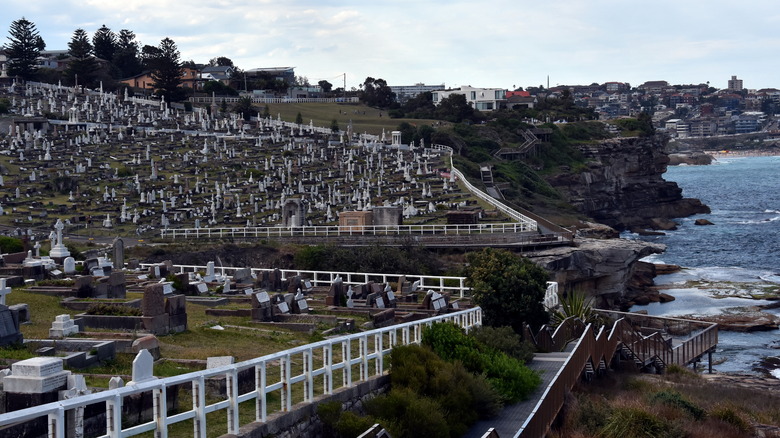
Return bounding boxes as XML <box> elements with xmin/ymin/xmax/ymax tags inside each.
<box><xmin>771</xmin><ymin>368</ymin><xmax>780</xmax><ymax>380</ymax></box>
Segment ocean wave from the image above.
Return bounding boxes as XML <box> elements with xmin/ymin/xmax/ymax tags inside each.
<box><xmin>735</xmin><ymin>216</ymin><xmax>780</xmax><ymax>225</ymax></box>
<box><xmin>655</xmin><ymin>266</ymin><xmax>780</xmax><ymax>284</ymax></box>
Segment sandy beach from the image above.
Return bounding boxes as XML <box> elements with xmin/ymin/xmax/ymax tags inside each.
<box><xmin>706</xmin><ymin>149</ymin><xmax>780</xmax><ymax>159</ymax></box>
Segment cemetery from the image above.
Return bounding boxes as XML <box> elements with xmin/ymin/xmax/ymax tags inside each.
<box><xmin>0</xmin><ymin>80</ymin><xmax>528</xmax><ymax>245</ymax></box>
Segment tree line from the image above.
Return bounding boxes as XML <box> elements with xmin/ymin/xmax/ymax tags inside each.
<box><xmin>4</xmin><ymin>17</ymin><xmax>187</xmax><ymax>101</ymax></box>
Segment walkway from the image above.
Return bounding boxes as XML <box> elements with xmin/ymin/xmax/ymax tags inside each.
<box><xmin>464</xmin><ymin>352</ymin><xmax>571</xmax><ymax>438</ymax></box>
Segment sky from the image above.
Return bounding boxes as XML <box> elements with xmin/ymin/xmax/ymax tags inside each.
<box><xmin>4</xmin><ymin>0</ymin><xmax>780</xmax><ymax>91</ymax></box>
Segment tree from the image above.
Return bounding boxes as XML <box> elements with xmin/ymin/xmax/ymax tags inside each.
<box><xmin>112</xmin><ymin>29</ymin><xmax>142</xmax><ymax>78</ymax></box>
<box><xmin>318</xmin><ymin>80</ymin><xmax>333</xmax><ymax>93</ymax></box>
<box><xmin>295</xmin><ymin>112</ymin><xmax>303</xmax><ymax>125</ymax></box>
<box><xmin>208</xmin><ymin>56</ymin><xmax>234</xmax><ymax>67</ymax></box>
<box><xmin>66</xmin><ymin>28</ymin><xmax>98</xmax><ymax>87</ymax></box>
<box><xmin>92</xmin><ymin>25</ymin><xmax>116</xmax><ymax>61</ymax></box>
<box><xmin>436</xmin><ymin>93</ymin><xmax>476</xmax><ymax>123</ymax></box>
<box><xmin>330</xmin><ymin>119</ymin><xmax>339</xmax><ymax>133</ymax></box>
<box><xmin>147</xmin><ymin>38</ymin><xmax>184</xmax><ymax>101</ymax></box>
<box><xmin>360</xmin><ymin>77</ymin><xmax>396</xmax><ymax>108</ymax></box>
<box><xmin>5</xmin><ymin>17</ymin><xmax>45</xmax><ymax>80</ymax></box>
<box><xmin>465</xmin><ymin>248</ymin><xmax>550</xmax><ymax>332</ymax></box>
<box><xmin>232</xmin><ymin>96</ymin><xmax>254</xmax><ymax>121</ymax></box>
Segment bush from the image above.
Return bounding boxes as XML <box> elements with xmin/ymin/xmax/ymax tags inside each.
<box><xmin>85</xmin><ymin>303</ymin><xmax>141</xmax><ymax>316</ymax></box>
<box><xmin>651</xmin><ymin>390</ymin><xmax>705</xmax><ymax>420</ymax></box>
<box><xmin>422</xmin><ymin>323</ymin><xmax>541</xmax><ymax>402</ymax></box>
<box><xmin>0</xmin><ymin>236</ymin><xmax>24</xmax><ymax>254</ymax></box>
<box><xmin>600</xmin><ymin>406</ymin><xmax>678</xmax><ymax>438</ymax></box>
<box><xmin>469</xmin><ymin>325</ymin><xmax>536</xmax><ymax>363</ymax></box>
<box><xmin>365</xmin><ymin>388</ymin><xmax>449</xmax><ymax>438</ymax></box>
<box><xmin>709</xmin><ymin>405</ymin><xmax>751</xmax><ymax>433</ymax></box>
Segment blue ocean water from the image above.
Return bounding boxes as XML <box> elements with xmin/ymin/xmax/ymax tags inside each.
<box><xmin>629</xmin><ymin>155</ymin><xmax>780</xmax><ymax>375</ymax></box>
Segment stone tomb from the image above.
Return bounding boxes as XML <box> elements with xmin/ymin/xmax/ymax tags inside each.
<box><xmin>3</xmin><ymin>357</ymin><xmax>71</xmax><ymax>394</ymax></box>
<box><xmin>49</xmin><ymin>314</ymin><xmax>79</xmax><ymax>338</ymax></box>
<box><xmin>251</xmin><ymin>291</ymin><xmax>274</xmax><ymax>321</ymax></box>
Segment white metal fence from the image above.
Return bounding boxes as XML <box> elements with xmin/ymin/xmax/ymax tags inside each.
<box><xmin>160</xmin><ymin>222</ymin><xmax>537</xmax><ymax>241</ymax></box>
<box><xmin>0</xmin><ymin>307</ymin><xmax>482</xmax><ymax>438</ymax></box>
<box><xmin>142</xmin><ymin>263</ymin><xmax>471</xmax><ymax>298</ymax></box>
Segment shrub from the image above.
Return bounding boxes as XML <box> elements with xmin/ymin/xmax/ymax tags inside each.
<box><xmin>469</xmin><ymin>325</ymin><xmax>536</xmax><ymax>364</ymax></box>
<box><xmin>85</xmin><ymin>303</ymin><xmax>141</xmax><ymax>316</ymax></box>
<box><xmin>600</xmin><ymin>406</ymin><xmax>678</xmax><ymax>438</ymax></box>
<box><xmin>422</xmin><ymin>323</ymin><xmax>541</xmax><ymax>402</ymax></box>
<box><xmin>709</xmin><ymin>405</ymin><xmax>751</xmax><ymax>433</ymax></box>
<box><xmin>0</xmin><ymin>236</ymin><xmax>24</xmax><ymax>253</ymax></box>
<box><xmin>335</xmin><ymin>411</ymin><xmax>377</xmax><ymax>438</ymax></box>
<box><xmin>365</xmin><ymin>388</ymin><xmax>449</xmax><ymax>438</ymax></box>
<box><xmin>651</xmin><ymin>390</ymin><xmax>705</xmax><ymax>420</ymax></box>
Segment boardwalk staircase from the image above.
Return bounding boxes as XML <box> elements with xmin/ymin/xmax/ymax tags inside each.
<box><xmin>493</xmin><ymin>129</ymin><xmax>542</xmax><ymax>160</ymax></box>
<box><xmin>480</xmin><ymin>166</ymin><xmax>505</xmax><ymax>200</ymax></box>
<box><xmin>517</xmin><ymin>310</ymin><xmax>719</xmax><ymax>437</ymax></box>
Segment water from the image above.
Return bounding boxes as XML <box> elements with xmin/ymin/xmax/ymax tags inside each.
<box><xmin>628</xmin><ymin>156</ymin><xmax>780</xmax><ymax>374</ymax></box>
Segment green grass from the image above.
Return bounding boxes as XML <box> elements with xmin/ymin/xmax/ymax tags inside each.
<box><xmin>256</xmin><ymin>102</ymin><xmax>442</xmax><ymax>136</ymax></box>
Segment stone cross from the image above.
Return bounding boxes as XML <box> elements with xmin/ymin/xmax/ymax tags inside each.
<box><xmin>0</xmin><ymin>279</ymin><xmax>10</xmax><ymax>306</ymax></box>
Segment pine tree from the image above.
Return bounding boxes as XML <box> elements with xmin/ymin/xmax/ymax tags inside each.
<box><xmin>66</xmin><ymin>28</ymin><xmax>98</xmax><ymax>88</ymax></box>
<box><xmin>148</xmin><ymin>38</ymin><xmax>183</xmax><ymax>101</ymax></box>
<box><xmin>112</xmin><ymin>29</ymin><xmax>142</xmax><ymax>78</ymax></box>
<box><xmin>92</xmin><ymin>25</ymin><xmax>116</xmax><ymax>61</ymax></box>
<box><xmin>5</xmin><ymin>17</ymin><xmax>45</xmax><ymax>80</ymax></box>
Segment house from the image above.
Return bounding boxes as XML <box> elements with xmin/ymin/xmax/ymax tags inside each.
<box><xmin>244</xmin><ymin>67</ymin><xmax>295</xmax><ymax>84</ymax></box>
<box><xmin>506</xmin><ymin>95</ymin><xmax>537</xmax><ymax>110</ymax></box>
<box><xmin>0</xmin><ymin>49</ymin><xmax>8</xmax><ymax>78</ymax></box>
<box><xmin>199</xmin><ymin>66</ymin><xmax>234</xmax><ymax>85</ymax></box>
<box><xmin>120</xmin><ymin>66</ymin><xmax>200</xmax><ymax>91</ymax></box>
<box><xmin>432</xmin><ymin>85</ymin><xmax>507</xmax><ymax>111</ymax></box>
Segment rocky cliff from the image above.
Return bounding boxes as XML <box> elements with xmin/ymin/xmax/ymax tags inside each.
<box><xmin>547</xmin><ymin>134</ymin><xmax>710</xmax><ymax>231</ymax></box>
<box><xmin>527</xmin><ymin>238</ymin><xmax>665</xmax><ymax>309</ymax></box>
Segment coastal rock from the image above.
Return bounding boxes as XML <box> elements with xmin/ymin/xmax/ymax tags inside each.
<box><xmin>575</xmin><ymin>221</ymin><xmax>620</xmax><ymax>239</ymax></box>
<box><xmin>668</xmin><ymin>152</ymin><xmax>714</xmax><ymax>166</ymax></box>
<box><xmin>686</xmin><ymin>308</ymin><xmax>780</xmax><ymax>332</ymax></box>
<box><xmin>547</xmin><ymin>134</ymin><xmax>710</xmax><ymax>231</ymax></box>
<box><xmin>527</xmin><ymin>237</ymin><xmax>665</xmax><ymax>309</ymax></box>
<box><xmin>694</xmin><ymin>218</ymin><xmax>714</xmax><ymax>226</ymax></box>
<box><xmin>654</xmin><ymin>264</ymin><xmax>681</xmax><ymax>275</ymax></box>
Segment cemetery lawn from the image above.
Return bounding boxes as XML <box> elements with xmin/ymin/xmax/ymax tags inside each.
<box><xmin>258</xmin><ymin>102</ymin><xmax>443</xmax><ymax>136</ymax></box>
<box><xmin>4</xmin><ymin>288</ymin><xmax>368</xmax><ymax>382</ymax></box>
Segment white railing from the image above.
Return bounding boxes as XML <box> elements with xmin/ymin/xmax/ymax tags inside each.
<box><xmin>160</xmin><ymin>222</ymin><xmax>537</xmax><ymax>241</ymax></box>
<box><xmin>140</xmin><ymin>263</ymin><xmax>470</xmax><ymax>298</ymax></box>
<box><xmin>0</xmin><ymin>307</ymin><xmax>481</xmax><ymax>438</ymax></box>
<box><xmin>189</xmin><ymin>96</ymin><xmax>360</xmax><ymax>104</ymax></box>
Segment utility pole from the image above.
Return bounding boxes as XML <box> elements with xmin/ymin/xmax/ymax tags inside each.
<box><xmin>343</xmin><ymin>73</ymin><xmax>346</xmax><ymax>101</ymax></box>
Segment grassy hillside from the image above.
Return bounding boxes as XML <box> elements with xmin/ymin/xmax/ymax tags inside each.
<box><xmin>248</xmin><ymin>102</ymin><xmax>444</xmax><ymax>136</ymax></box>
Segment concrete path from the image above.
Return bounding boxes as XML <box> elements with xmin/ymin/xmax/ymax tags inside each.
<box><xmin>464</xmin><ymin>352</ymin><xmax>571</xmax><ymax>438</ymax></box>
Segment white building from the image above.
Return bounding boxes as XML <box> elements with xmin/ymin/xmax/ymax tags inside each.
<box><xmin>390</xmin><ymin>83</ymin><xmax>445</xmax><ymax>103</ymax></box>
<box><xmin>432</xmin><ymin>86</ymin><xmax>507</xmax><ymax>111</ymax></box>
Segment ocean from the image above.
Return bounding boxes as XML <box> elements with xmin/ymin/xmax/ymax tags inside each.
<box><xmin>627</xmin><ymin>155</ymin><xmax>780</xmax><ymax>376</ymax></box>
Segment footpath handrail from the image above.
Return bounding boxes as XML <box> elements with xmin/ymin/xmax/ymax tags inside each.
<box><xmin>517</xmin><ymin>312</ymin><xmax>718</xmax><ymax>437</ymax></box>
<box><xmin>0</xmin><ymin>307</ymin><xmax>482</xmax><ymax>438</ymax></box>
<box><xmin>140</xmin><ymin>263</ymin><xmax>471</xmax><ymax>298</ymax></box>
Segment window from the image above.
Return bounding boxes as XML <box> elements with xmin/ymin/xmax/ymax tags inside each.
<box><xmin>470</xmin><ymin>91</ymin><xmax>476</xmax><ymax>100</ymax></box>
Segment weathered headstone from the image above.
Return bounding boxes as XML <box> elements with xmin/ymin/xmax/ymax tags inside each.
<box><xmin>108</xmin><ymin>271</ymin><xmax>126</xmax><ymax>298</ymax></box>
<box><xmin>0</xmin><ymin>278</ymin><xmax>10</xmax><ymax>305</ymax></box>
<box><xmin>112</xmin><ymin>237</ymin><xmax>125</xmax><ymax>269</ymax></box>
<box><xmin>233</xmin><ymin>268</ymin><xmax>252</xmax><ymax>285</ymax></box>
<box><xmin>165</xmin><ymin>294</ymin><xmax>187</xmax><ymax>333</ymax></box>
<box><xmin>127</xmin><ymin>349</ymin><xmax>156</xmax><ymax>385</ymax></box>
<box><xmin>203</xmin><ymin>261</ymin><xmax>216</xmax><ymax>282</ymax></box>
<box><xmin>142</xmin><ymin>284</ymin><xmax>166</xmax><ymax>316</ymax></box>
<box><xmin>206</xmin><ymin>356</ymin><xmax>234</xmax><ymax>369</ymax></box>
<box><xmin>0</xmin><ymin>304</ymin><xmax>22</xmax><ymax>346</ymax></box>
<box><xmin>63</xmin><ymin>257</ymin><xmax>76</xmax><ymax>274</ymax></box>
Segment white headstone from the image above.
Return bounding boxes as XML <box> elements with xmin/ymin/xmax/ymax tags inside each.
<box><xmin>4</xmin><ymin>357</ymin><xmax>70</xmax><ymax>394</ymax></box>
<box><xmin>206</xmin><ymin>356</ymin><xmax>235</xmax><ymax>369</ymax></box>
<box><xmin>0</xmin><ymin>279</ymin><xmax>10</xmax><ymax>305</ymax></box>
<box><xmin>128</xmin><ymin>349</ymin><xmax>156</xmax><ymax>385</ymax></box>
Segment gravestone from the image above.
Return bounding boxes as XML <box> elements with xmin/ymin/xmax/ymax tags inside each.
<box><xmin>203</xmin><ymin>261</ymin><xmax>216</xmax><ymax>282</ymax></box>
<box><xmin>0</xmin><ymin>304</ymin><xmax>23</xmax><ymax>346</ymax></box>
<box><xmin>233</xmin><ymin>268</ymin><xmax>252</xmax><ymax>285</ymax></box>
<box><xmin>49</xmin><ymin>314</ymin><xmax>79</xmax><ymax>338</ymax></box>
<box><xmin>0</xmin><ymin>278</ymin><xmax>10</xmax><ymax>305</ymax></box>
<box><xmin>251</xmin><ymin>291</ymin><xmax>273</xmax><ymax>321</ymax></box>
<box><xmin>112</xmin><ymin>237</ymin><xmax>125</xmax><ymax>269</ymax></box>
<box><xmin>3</xmin><ymin>357</ymin><xmax>70</xmax><ymax>394</ymax></box>
<box><xmin>326</xmin><ymin>278</ymin><xmax>344</xmax><ymax>306</ymax></box>
<box><xmin>165</xmin><ymin>294</ymin><xmax>187</xmax><ymax>333</ymax></box>
<box><xmin>127</xmin><ymin>349</ymin><xmax>157</xmax><ymax>385</ymax></box>
<box><xmin>276</xmin><ymin>301</ymin><xmax>290</xmax><ymax>314</ymax></box>
<box><xmin>63</xmin><ymin>257</ymin><xmax>76</xmax><ymax>274</ymax></box>
<box><xmin>142</xmin><ymin>284</ymin><xmax>166</xmax><ymax>316</ymax></box>
<box><xmin>108</xmin><ymin>271</ymin><xmax>126</xmax><ymax>298</ymax></box>
<box><xmin>207</xmin><ymin>356</ymin><xmax>234</xmax><ymax>369</ymax></box>
<box><xmin>74</xmin><ymin>276</ymin><xmax>94</xmax><ymax>298</ymax></box>
<box><xmin>108</xmin><ymin>376</ymin><xmax>124</xmax><ymax>389</ymax></box>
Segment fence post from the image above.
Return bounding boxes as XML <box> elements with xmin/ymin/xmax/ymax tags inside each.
<box><xmin>153</xmin><ymin>386</ymin><xmax>168</xmax><ymax>438</ymax></box>
<box><xmin>193</xmin><ymin>376</ymin><xmax>207</xmax><ymax>438</ymax></box>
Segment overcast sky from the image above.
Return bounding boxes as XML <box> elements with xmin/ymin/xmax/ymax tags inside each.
<box><xmin>4</xmin><ymin>1</ymin><xmax>780</xmax><ymax>90</ymax></box>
